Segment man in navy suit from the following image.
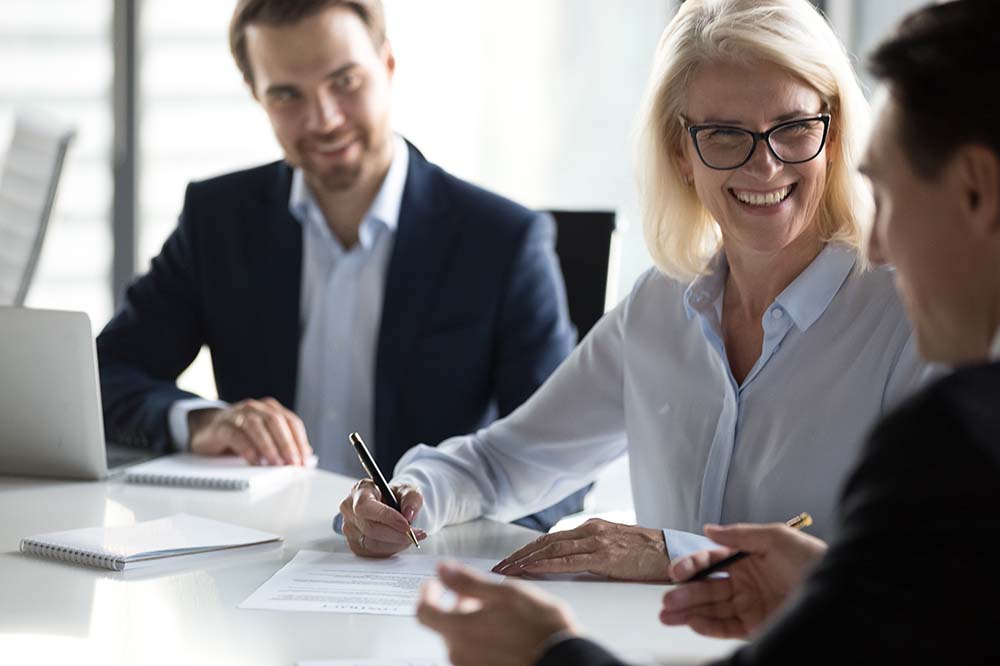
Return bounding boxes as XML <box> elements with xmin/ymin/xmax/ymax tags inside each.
<box><xmin>97</xmin><ymin>0</ymin><xmax>582</xmax><ymax>530</ymax></box>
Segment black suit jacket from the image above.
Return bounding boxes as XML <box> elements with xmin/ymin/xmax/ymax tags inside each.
<box><xmin>97</xmin><ymin>142</ymin><xmax>584</xmax><ymax>529</ymax></box>
<box><xmin>539</xmin><ymin>362</ymin><xmax>1000</xmax><ymax>665</ymax></box>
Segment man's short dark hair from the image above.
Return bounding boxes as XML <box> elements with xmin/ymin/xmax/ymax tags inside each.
<box><xmin>230</xmin><ymin>0</ymin><xmax>386</xmax><ymax>88</ymax></box>
<box><xmin>868</xmin><ymin>0</ymin><xmax>1000</xmax><ymax>178</ymax></box>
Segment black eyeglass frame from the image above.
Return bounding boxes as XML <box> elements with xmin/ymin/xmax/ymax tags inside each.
<box><xmin>684</xmin><ymin>113</ymin><xmax>832</xmax><ymax>171</ymax></box>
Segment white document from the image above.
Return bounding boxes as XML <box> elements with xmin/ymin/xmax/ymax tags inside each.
<box><xmin>240</xmin><ymin>549</ymin><xmax>500</xmax><ymax>616</ymax></box>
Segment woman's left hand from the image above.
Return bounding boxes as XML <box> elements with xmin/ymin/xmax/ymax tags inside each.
<box><xmin>491</xmin><ymin>518</ymin><xmax>672</xmax><ymax>581</ymax></box>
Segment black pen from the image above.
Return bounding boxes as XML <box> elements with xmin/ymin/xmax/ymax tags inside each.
<box><xmin>684</xmin><ymin>512</ymin><xmax>812</xmax><ymax>582</ymax></box>
<box><xmin>348</xmin><ymin>431</ymin><xmax>420</xmax><ymax>549</ymax></box>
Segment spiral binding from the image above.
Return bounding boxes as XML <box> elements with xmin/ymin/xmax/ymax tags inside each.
<box><xmin>20</xmin><ymin>538</ymin><xmax>125</xmax><ymax>571</ymax></box>
<box><xmin>125</xmin><ymin>473</ymin><xmax>248</xmax><ymax>490</ymax></box>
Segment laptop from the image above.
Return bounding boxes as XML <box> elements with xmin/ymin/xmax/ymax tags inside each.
<box><xmin>0</xmin><ymin>306</ymin><xmax>154</xmax><ymax>480</ymax></box>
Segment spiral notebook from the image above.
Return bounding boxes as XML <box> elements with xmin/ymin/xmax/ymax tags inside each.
<box><xmin>19</xmin><ymin>513</ymin><xmax>282</xmax><ymax>572</ymax></box>
<box><xmin>124</xmin><ymin>453</ymin><xmax>317</xmax><ymax>490</ymax></box>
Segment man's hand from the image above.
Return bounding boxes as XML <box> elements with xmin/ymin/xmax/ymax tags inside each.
<box><xmin>188</xmin><ymin>398</ymin><xmax>313</xmax><ymax>466</ymax></box>
<box><xmin>659</xmin><ymin>523</ymin><xmax>828</xmax><ymax>639</ymax></box>
<box><xmin>417</xmin><ymin>561</ymin><xmax>579</xmax><ymax>666</ymax></box>
<box><xmin>492</xmin><ymin>518</ymin><xmax>671</xmax><ymax>581</ymax></box>
<box><xmin>339</xmin><ymin>479</ymin><xmax>427</xmax><ymax>557</ymax></box>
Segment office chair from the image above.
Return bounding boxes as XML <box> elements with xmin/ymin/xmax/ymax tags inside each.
<box><xmin>547</xmin><ymin>210</ymin><xmax>618</xmax><ymax>339</ymax></box>
<box><xmin>0</xmin><ymin>116</ymin><xmax>75</xmax><ymax>306</ymax></box>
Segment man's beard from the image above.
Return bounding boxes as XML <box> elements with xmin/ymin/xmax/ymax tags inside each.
<box><xmin>311</xmin><ymin>162</ymin><xmax>364</xmax><ymax>193</ymax></box>
<box><xmin>298</xmin><ymin>132</ymin><xmax>366</xmax><ymax>193</ymax></box>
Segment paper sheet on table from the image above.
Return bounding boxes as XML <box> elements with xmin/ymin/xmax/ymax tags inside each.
<box><xmin>239</xmin><ymin>549</ymin><xmax>501</xmax><ymax>615</ymax></box>
<box><xmin>295</xmin><ymin>659</ymin><xmax>448</xmax><ymax>666</ymax></box>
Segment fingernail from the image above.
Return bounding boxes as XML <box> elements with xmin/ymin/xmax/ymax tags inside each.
<box><xmin>404</xmin><ymin>507</ymin><xmax>416</xmax><ymax>521</ymax></box>
<box><xmin>504</xmin><ymin>562</ymin><xmax>525</xmax><ymax>575</ymax></box>
<box><xmin>415</xmin><ymin>530</ymin><xmax>427</xmax><ymax>539</ymax></box>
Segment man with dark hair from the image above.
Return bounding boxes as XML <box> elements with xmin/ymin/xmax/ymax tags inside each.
<box><xmin>97</xmin><ymin>0</ymin><xmax>584</xmax><ymax>532</ymax></box>
<box><xmin>414</xmin><ymin>1</ymin><xmax>1000</xmax><ymax>663</ymax></box>
<box><xmin>230</xmin><ymin>0</ymin><xmax>388</xmax><ymax>88</ymax></box>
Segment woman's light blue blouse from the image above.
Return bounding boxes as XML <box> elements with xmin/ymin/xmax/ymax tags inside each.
<box><xmin>393</xmin><ymin>245</ymin><xmax>932</xmax><ymax>557</ymax></box>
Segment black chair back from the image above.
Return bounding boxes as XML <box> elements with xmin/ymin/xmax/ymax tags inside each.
<box><xmin>547</xmin><ymin>210</ymin><xmax>617</xmax><ymax>340</ymax></box>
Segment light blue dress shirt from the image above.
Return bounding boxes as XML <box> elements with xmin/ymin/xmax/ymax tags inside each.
<box><xmin>392</xmin><ymin>244</ymin><xmax>934</xmax><ymax>559</ymax></box>
<box><xmin>168</xmin><ymin>134</ymin><xmax>408</xmax><ymax>478</ymax></box>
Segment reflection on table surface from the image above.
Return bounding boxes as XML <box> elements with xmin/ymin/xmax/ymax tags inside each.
<box><xmin>0</xmin><ymin>470</ymin><xmax>741</xmax><ymax>666</ymax></box>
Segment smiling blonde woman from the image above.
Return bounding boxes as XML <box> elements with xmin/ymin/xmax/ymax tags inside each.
<box><xmin>637</xmin><ymin>0</ymin><xmax>872</xmax><ymax>282</ymax></box>
<box><xmin>338</xmin><ymin>0</ymin><xmax>934</xmax><ymax>582</ymax></box>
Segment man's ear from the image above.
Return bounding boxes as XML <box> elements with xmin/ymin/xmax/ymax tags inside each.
<box><xmin>954</xmin><ymin>144</ymin><xmax>1000</xmax><ymax>238</ymax></box>
<box><xmin>382</xmin><ymin>39</ymin><xmax>396</xmax><ymax>79</ymax></box>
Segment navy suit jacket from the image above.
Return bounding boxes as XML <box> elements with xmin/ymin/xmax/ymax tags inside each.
<box><xmin>97</xmin><ymin>142</ymin><xmax>583</xmax><ymax>529</ymax></box>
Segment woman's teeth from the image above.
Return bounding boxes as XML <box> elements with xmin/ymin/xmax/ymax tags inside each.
<box><xmin>732</xmin><ymin>185</ymin><xmax>793</xmax><ymax>207</ymax></box>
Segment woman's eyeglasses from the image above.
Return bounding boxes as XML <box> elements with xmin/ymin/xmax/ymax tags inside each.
<box><xmin>684</xmin><ymin>113</ymin><xmax>831</xmax><ymax>170</ymax></box>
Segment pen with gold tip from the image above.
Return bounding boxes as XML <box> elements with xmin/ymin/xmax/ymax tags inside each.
<box><xmin>683</xmin><ymin>512</ymin><xmax>812</xmax><ymax>582</ymax></box>
<box><xmin>348</xmin><ymin>431</ymin><xmax>420</xmax><ymax>549</ymax></box>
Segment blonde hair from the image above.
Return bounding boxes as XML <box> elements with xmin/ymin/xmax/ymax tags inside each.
<box><xmin>636</xmin><ymin>0</ymin><xmax>872</xmax><ymax>281</ymax></box>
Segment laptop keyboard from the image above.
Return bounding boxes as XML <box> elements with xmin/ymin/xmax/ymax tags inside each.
<box><xmin>106</xmin><ymin>446</ymin><xmax>152</xmax><ymax>470</ymax></box>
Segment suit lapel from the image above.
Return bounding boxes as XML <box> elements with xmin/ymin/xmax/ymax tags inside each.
<box><xmin>242</xmin><ymin>162</ymin><xmax>302</xmax><ymax>409</ymax></box>
<box><xmin>374</xmin><ymin>144</ymin><xmax>460</xmax><ymax>468</ymax></box>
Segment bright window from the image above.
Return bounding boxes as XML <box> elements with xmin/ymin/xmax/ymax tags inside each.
<box><xmin>0</xmin><ymin>0</ymin><xmax>113</xmax><ymax>328</ymax></box>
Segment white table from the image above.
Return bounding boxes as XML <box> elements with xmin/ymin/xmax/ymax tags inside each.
<box><xmin>0</xmin><ymin>470</ymin><xmax>741</xmax><ymax>665</ymax></box>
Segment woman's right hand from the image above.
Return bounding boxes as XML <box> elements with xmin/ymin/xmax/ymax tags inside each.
<box><xmin>339</xmin><ymin>479</ymin><xmax>427</xmax><ymax>557</ymax></box>
<box><xmin>659</xmin><ymin>522</ymin><xmax>828</xmax><ymax>638</ymax></box>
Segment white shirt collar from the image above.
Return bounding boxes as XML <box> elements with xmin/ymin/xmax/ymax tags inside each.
<box><xmin>365</xmin><ymin>133</ymin><xmax>409</xmax><ymax>233</ymax></box>
<box><xmin>683</xmin><ymin>244</ymin><xmax>856</xmax><ymax>332</ymax></box>
<box><xmin>288</xmin><ymin>133</ymin><xmax>409</xmax><ymax>247</ymax></box>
